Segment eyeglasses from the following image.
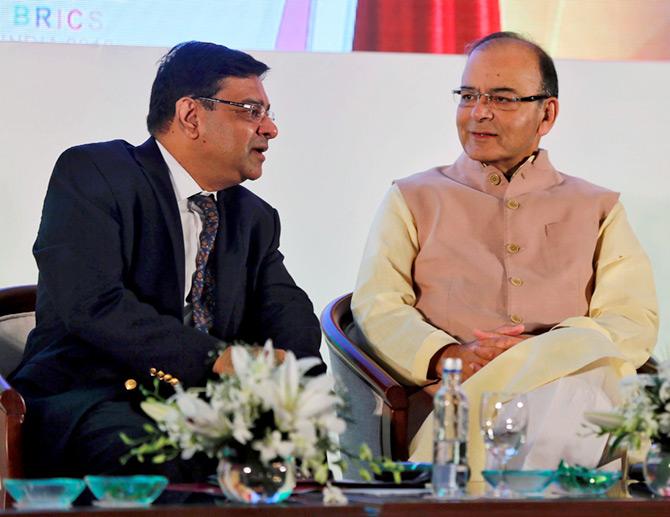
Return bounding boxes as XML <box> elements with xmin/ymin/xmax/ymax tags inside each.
<box><xmin>193</xmin><ymin>96</ymin><xmax>276</xmax><ymax>122</ymax></box>
<box><xmin>452</xmin><ymin>89</ymin><xmax>551</xmax><ymax>111</ymax></box>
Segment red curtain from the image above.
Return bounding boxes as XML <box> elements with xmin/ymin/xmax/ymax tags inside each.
<box><xmin>353</xmin><ymin>0</ymin><xmax>501</xmax><ymax>54</ymax></box>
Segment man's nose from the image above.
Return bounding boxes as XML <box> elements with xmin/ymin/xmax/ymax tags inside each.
<box><xmin>471</xmin><ymin>94</ymin><xmax>494</xmax><ymax>120</ymax></box>
<box><xmin>259</xmin><ymin>116</ymin><xmax>278</xmax><ymax>139</ymax></box>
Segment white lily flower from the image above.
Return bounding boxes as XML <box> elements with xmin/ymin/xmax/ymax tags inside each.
<box><xmin>660</xmin><ymin>381</ymin><xmax>670</xmax><ymax>403</ymax></box>
<box><xmin>140</xmin><ymin>400</ymin><xmax>175</xmax><ymax>423</ymax></box>
<box><xmin>319</xmin><ymin>413</ymin><xmax>347</xmax><ymax>435</ymax></box>
<box><xmin>659</xmin><ymin>413</ymin><xmax>670</xmax><ymax>434</ymax></box>
<box><xmin>584</xmin><ymin>411</ymin><xmax>625</xmax><ymax>430</ymax></box>
<box><xmin>657</xmin><ymin>360</ymin><xmax>670</xmax><ymax>379</ymax></box>
<box><xmin>297</xmin><ymin>356</ymin><xmax>323</xmax><ymax>375</ymax></box>
<box><xmin>231</xmin><ymin>345</ymin><xmax>251</xmax><ymax>377</ymax></box>
<box><xmin>231</xmin><ymin>411</ymin><xmax>252</xmax><ymax>444</ymax></box>
<box><xmin>252</xmin><ymin>430</ymin><xmax>295</xmax><ymax>463</ymax></box>
<box><xmin>262</xmin><ymin>339</ymin><xmax>276</xmax><ymax>367</ymax></box>
<box><xmin>131</xmin><ymin>339</ymin><xmax>347</xmax><ymax>482</ymax></box>
<box><xmin>322</xmin><ymin>482</ymin><xmax>348</xmax><ymax>505</ymax></box>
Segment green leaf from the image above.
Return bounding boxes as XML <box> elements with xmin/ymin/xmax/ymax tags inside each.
<box><xmin>359</xmin><ymin>443</ymin><xmax>373</xmax><ymax>462</ymax></box>
<box><xmin>359</xmin><ymin>468</ymin><xmax>372</xmax><ymax>482</ymax></box>
<box><xmin>314</xmin><ymin>463</ymin><xmax>329</xmax><ymax>484</ymax></box>
<box><xmin>381</xmin><ymin>458</ymin><xmax>397</xmax><ymax>470</ymax></box>
<box><xmin>119</xmin><ymin>432</ymin><xmax>134</xmax><ymax>445</ymax></box>
<box><xmin>143</xmin><ymin>423</ymin><xmax>157</xmax><ymax>433</ymax></box>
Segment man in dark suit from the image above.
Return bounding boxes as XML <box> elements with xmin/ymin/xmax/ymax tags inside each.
<box><xmin>10</xmin><ymin>41</ymin><xmax>323</xmax><ymax>480</ymax></box>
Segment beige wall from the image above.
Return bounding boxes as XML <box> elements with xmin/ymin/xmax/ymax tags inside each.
<box><xmin>0</xmin><ymin>42</ymin><xmax>667</xmax><ymax>358</ymax></box>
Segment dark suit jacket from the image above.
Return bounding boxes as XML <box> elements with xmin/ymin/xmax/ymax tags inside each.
<box><xmin>10</xmin><ymin>137</ymin><xmax>322</xmax><ymax>474</ymax></box>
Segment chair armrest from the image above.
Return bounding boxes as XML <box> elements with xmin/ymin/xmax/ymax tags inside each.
<box><xmin>637</xmin><ymin>356</ymin><xmax>659</xmax><ymax>375</ymax></box>
<box><xmin>0</xmin><ymin>373</ymin><xmax>26</xmax><ymax>482</ymax></box>
<box><xmin>0</xmin><ymin>285</ymin><xmax>37</xmax><ymax>316</ymax></box>
<box><xmin>321</xmin><ymin>294</ymin><xmax>408</xmax><ymax>411</ymax></box>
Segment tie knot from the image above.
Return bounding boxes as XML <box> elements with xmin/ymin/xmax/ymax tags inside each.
<box><xmin>189</xmin><ymin>193</ymin><xmax>217</xmax><ymax>214</ymax></box>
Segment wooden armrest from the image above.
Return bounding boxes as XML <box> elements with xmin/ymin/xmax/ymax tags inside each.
<box><xmin>637</xmin><ymin>356</ymin><xmax>659</xmax><ymax>375</ymax></box>
<box><xmin>0</xmin><ymin>373</ymin><xmax>26</xmax><ymax>482</ymax></box>
<box><xmin>0</xmin><ymin>285</ymin><xmax>37</xmax><ymax>316</ymax></box>
<box><xmin>321</xmin><ymin>294</ymin><xmax>408</xmax><ymax>411</ymax></box>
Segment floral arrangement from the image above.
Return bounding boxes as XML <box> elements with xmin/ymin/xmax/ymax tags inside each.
<box><xmin>586</xmin><ymin>361</ymin><xmax>670</xmax><ymax>453</ymax></box>
<box><xmin>122</xmin><ymin>341</ymin><xmax>347</xmax><ymax>496</ymax></box>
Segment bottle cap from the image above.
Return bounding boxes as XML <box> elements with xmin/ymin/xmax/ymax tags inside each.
<box><xmin>443</xmin><ymin>357</ymin><xmax>462</xmax><ymax>373</ymax></box>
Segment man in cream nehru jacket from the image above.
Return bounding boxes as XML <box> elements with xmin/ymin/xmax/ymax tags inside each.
<box><xmin>352</xmin><ymin>32</ymin><xmax>658</xmax><ymax>478</ymax></box>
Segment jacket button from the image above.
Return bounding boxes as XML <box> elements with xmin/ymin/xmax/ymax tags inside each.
<box><xmin>488</xmin><ymin>173</ymin><xmax>501</xmax><ymax>186</ymax></box>
<box><xmin>506</xmin><ymin>199</ymin><xmax>520</xmax><ymax>209</ymax></box>
<box><xmin>509</xmin><ymin>277</ymin><xmax>524</xmax><ymax>287</ymax></box>
<box><xmin>510</xmin><ymin>314</ymin><xmax>524</xmax><ymax>324</ymax></box>
<box><xmin>506</xmin><ymin>243</ymin><xmax>521</xmax><ymax>254</ymax></box>
<box><xmin>124</xmin><ymin>379</ymin><xmax>138</xmax><ymax>391</ymax></box>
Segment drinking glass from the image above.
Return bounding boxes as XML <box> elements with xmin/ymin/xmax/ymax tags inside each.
<box><xmin>480</xmin><ymin>392</ymin><xmax>529</xmax><ymax>497</ymax></box>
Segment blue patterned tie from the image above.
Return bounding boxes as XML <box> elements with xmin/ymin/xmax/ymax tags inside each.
<box><xmin>188</xmin><ymin>194</ymin><xmax>219</xmax><ymax>333</ymax></box>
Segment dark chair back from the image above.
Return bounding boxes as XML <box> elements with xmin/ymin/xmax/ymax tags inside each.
<box><xmin>321</xmin><ymin>293</ymin><xmax>433</xmax><ymax>461</ymax></box>
<box><xmin>0</xmin><ymin>285</ymin><xmax>37</xmax><ymax>378</ymax></box>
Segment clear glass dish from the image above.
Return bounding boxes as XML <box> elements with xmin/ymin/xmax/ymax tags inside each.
<box><xmin>84</xmin><ymin>475</ymin><xmax>168</xmax><ymax>507</ymax></box>
<box><xmin>556</xmin><ymin>462</ymin><xmax>621</xmax><ymax>496</ymax></box>
<box><xmin>4</xmin><ymin>478</ymin><xmax>86</xmax><ymax>509</ymax></box>
<box><xmin>482</xmin><ymin>469</ymin><xmax>555</xmax><ymax>496</ymax></box>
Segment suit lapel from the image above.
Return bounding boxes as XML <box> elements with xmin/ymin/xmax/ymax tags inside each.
<box><xmin>133</xmin><ymin>137</ymin><xmax>186</xmax><ymax>303</ymax></box>
<box><xmin>213</xmin><ymin>187</ymin><xmax>245</xmax><ymax>337</ymax></box>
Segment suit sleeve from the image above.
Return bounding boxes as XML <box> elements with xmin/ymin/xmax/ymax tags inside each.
<box><xmin>32</xmin><ymin>146</ymin><xmax>220</xmax><ymax>387</ymax></box>
<box><xmin>249</xmin><ymin>209</ymin><xmax>322</xmax><ymax>367</ymax></box>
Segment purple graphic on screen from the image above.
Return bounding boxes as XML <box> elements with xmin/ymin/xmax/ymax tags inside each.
<box><xmin>275</xmin><ymin>0</ymin><xmax>312</xmax><ymax>51</ymax></box>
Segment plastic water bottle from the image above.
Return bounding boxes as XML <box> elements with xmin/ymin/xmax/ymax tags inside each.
<box><xmin>431</xmin><ymin>357</ymin><xmax>469</xmax><ymax>498</ymax></box>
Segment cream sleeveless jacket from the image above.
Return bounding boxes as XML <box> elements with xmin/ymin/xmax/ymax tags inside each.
<box><xmin>395</xmin><ymin>150</ymin><xmax>619</xmax><ymax>343</ymax></box>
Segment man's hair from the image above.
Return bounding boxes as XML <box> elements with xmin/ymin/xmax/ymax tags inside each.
<box><xmin>466</xmin><ymin>31</ymin><xmax>558</xmax><ymax>98</ymax></box>
<box><xmin>146</xmin><ymin>41</ymin><xmax>269</xmax><ymax>135</ymax></box>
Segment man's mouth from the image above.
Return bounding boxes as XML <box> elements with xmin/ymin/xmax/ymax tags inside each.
<box><xmin>471</xmin><ymin>131</ymin><xmax>497</xmax><ymax>138</ymax></box>
<box><xmin>252</xmin><ymin>146</ymin><xmax>268</xmax><ymax>160</ymax></box>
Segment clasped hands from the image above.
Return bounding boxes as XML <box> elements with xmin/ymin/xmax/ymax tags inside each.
<box><xmin>433</xmin><ymin>324</ymin><xmax>530</xmax><ymax>382</ymax></box>
<box><xmin>212</xmin><ymin>346</ymin><xmax>286</xmax><ymax>375</ymax></box>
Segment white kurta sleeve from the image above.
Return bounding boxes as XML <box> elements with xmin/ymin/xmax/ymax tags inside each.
<box><xmin>352</xmin><ymin>184</ymin><xmax>458</xmax><ymax>385</ymax></box>
<box><xmin>554</xmin><ymin>201</ymin><xmax>659</xmax><ymax>367</ymax></box>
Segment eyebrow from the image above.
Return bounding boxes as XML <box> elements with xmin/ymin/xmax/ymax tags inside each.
<box><xmin>460</xmin><ymin>85</ymin><xmax>520</xmax><ymax>94</ymax></box>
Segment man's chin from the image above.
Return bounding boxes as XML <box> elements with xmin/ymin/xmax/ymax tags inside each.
<box><xmin>464</xmin><ymin>145</ymin><xmax>498</xmax><ymax>165</ymax></box>
<box><xmin>243</xmin><ymin>167</ymin><xmax>263</xmax><ymax>182</ymax></box>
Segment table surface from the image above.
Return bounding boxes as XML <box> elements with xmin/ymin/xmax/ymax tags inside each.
<box><xmin>2</xmin><ymin>487</ymin><xmax>670</xmax><ymax>517</ymax></box>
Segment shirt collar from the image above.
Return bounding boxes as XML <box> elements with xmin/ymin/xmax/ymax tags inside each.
<box><xmin>155</xmin><ymin>139</ymin><xmax>217</xmax><ymax>201</ymax></box>
<box><xmin>439</xmin><ymin>149</ymin><xmax>563</xmax><ymax>199</ymax></box>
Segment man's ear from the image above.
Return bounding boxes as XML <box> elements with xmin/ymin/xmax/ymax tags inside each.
<box><xmin>538</xmin><ymin>97</ymin><xmax>559</xmax><ymax>137</ymax></box>
<box><xmin>174</xmin><ymin>97</ymin><xmax>200</xmax><ymax>139</ymax></box>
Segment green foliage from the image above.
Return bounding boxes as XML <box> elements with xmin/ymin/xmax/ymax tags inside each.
<box><xmin>353</xmin><ymin>443</ymin><xmax>405</xmax><ymax>484</ymax></box>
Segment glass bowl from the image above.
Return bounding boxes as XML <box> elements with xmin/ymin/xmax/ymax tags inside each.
<box><xmin>556</xmin><ymin>463</ymin><xmax>621</xmax><ymax>496</ymax></box>
<box><xmin>482</xmin><ymin>470</ymin><xmax>555</xmax><ymax>495</ymax></box>
<box><xmin>84</xmin><ymin>475</ymin><xmax>168</xmax><ymax>507</ymax></box>
<box><xmin>3</xmin><ymin>478</ymin><xmax>86</xmax><ymax>509</ymax></box>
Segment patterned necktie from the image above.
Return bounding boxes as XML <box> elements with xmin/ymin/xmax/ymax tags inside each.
<box><xmin>188</xmin><ymin>194</ymin><xmax>219</xmax><ymax>333</ymax></box>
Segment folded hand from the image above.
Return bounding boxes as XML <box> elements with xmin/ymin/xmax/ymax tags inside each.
<box><xmin>435</xmin><ymin>324</ymin><xmax>529</xmax><ymax>381</ymax></box>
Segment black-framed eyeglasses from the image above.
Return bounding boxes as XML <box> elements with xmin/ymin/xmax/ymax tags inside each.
<box><xmin>452</xmin><ymin>89</ymin><xmax>551</xmax><ymax>111</ymax></box>
<box><xmin>194</xmin><ymin>96</ymin><xmax>276</xmax><ymax>122</ymax></box>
